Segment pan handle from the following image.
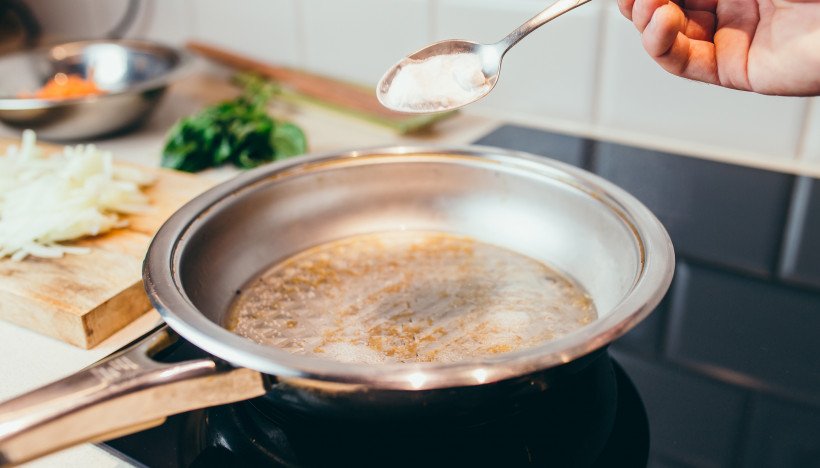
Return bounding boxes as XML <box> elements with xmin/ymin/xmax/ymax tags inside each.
<box><xmin>0</xmin><ymin>325</ymin><xmax>267</xmax><ymax>467</ymax></box>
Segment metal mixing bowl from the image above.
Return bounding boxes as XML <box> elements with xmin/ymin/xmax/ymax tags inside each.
<box><xmin>0</xmin><ymin>39</ymin><xmax>188</xmax><ymax>140</ymax></box>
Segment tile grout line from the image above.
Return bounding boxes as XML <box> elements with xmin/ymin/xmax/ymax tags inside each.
<box><xmin>794</xmin><ymin>98</ymin><xmax>815</xmax><ymax>162</ymax></box>
<box><xmin>659</xmin><ymin>261</ymin><xmax>690</xmax><ymax>362</ymax></box>
<box><xmin>775</xmin><ymin>177</ymin><xmax>810</xmax><ymax>280</ymax></box>
<box><xmin>292</xmin><ymin>0</ymin><xmax>308</xmax><ymax>69</ymax></box>
<box><xmin>588</xmin><ymin>3</ymin><xmax>610</xmax><ymax>127</ymax></box>
<box><xmin>728</xmin><ymin>392</ymin><xmax>758</xmax><ymax>468</ymax></box>
<box><xmin>580</xmin><ymin>137</ymin><xmax>597</xmax><ymax>171</ymax></box>
<box><xmin>183</xmin><ymin>0</ymin><xmax>199</xmax><ymax>42</ymax></box>
<box><xmin>181</xmin><ymin>0</ymin><xmax>196</xmax><ymax>43</ymax></box>
<box><xmin>766</xmin><ymin>173</ymin><xmax>799</xmax><ymax>277</ymax></box>
<box><xmin>428</xmin><ymin>0</ymin><xmax>438</xmax><ymax>42</ymax></box>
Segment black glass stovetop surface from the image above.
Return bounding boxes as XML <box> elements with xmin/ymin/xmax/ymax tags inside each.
<box><xmin>100</xmin><ymin>128</ymin><xmax>656</xmax><ymax>467</ymax></box>
<box><xmin>101</xmin><ymin>341</ymin><xmax>648</xmax><ymax>468</ymax></box>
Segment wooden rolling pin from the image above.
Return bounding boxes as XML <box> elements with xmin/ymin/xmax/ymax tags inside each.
<box><xmin>186</xmin><ymin>41</ymin><xmax>455</xmax><ymax>133</ymax></box>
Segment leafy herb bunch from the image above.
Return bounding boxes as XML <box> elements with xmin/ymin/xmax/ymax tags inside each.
<box><xmin>162</xmin><ymin>74</ymin><xmax>307</xmax><ymax>172</ymax></box>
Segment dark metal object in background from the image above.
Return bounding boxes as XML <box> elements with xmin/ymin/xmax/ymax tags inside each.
<box><xmin>107</xmin><ymin>0</ymin><xmax>141</xmax><ymax>40</ymax></box>
<box><xmin>0</xmin><ymin>0</ymin><xmax>140</xmax><ymax>49</ymax></box>
<box><xmin>0</xmin><ymin>0</ymin><xmax>40</xmax><ymax>47</ymax></box>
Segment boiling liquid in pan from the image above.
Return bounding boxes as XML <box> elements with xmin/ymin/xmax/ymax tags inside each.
<box><xmin>227</xmin><ymin>232</ymin><xmax>596</xmax><ymax>364</ymax></box>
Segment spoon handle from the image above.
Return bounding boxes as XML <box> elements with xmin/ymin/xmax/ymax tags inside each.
<box><xmin>497</xmin><ymin>0</ymin><xmax>594</xmax><ymax>52</ymax></box>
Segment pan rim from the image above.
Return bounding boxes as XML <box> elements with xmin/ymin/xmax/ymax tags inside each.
<box><xmin>143</xmin><ymin>145</ymin><xmax>674</xmax><ymax>390</ymax></box>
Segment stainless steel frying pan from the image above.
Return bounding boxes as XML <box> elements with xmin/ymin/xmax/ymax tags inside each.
<box><xmin>0</xmin><ymin>146</ymin><xmax>674</xmax><ymax>465</ymax></box>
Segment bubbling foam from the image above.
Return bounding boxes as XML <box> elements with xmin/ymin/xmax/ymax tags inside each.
<box><xmin>227</xmin><ymin>232</ymin><xmax>596</xmax><ymax>364</ymax></box>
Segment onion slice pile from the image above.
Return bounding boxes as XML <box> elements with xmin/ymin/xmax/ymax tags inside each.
<box><xmin>0</xmin><ymin>130</ymin><xmax>154</xmax><ymax>261</ymax></box>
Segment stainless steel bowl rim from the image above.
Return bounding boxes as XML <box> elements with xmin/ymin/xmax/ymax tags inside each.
<box><xmin>0</xmin><ymin>39</ymin><xmax>191</xmax><ymax>111</ymax></box>
<box><xmin>144</xmin><ymin>145</ymin><xmax>675</xmax><ymax>391</ymax></box>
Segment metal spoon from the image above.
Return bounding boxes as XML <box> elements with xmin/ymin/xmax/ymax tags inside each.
<box><xmin>377</xmin><ymin>0</ymin><xmax>592</xmax><ymax>114</ymax></box>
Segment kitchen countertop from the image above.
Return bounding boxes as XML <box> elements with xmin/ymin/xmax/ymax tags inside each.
<box><xmin>0</xmin><ymin>66</ymin><xmax>500</xmax><ymax>468</ymax></box>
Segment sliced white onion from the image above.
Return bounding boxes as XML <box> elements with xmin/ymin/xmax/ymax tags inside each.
<box><xmin>0</xmin><ymin>130</ymin><xmax>155</xmax><ymax>261</ymax></box>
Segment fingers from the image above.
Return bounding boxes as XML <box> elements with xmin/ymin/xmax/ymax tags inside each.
<box><xmin>638</xmin><ymin>1</ymin><xmax>715</xmax><ymax>55</ymax></box>
<box><xmin>713</xmin><ymin>0</ymin><xmax>759</xmax><ymax>90</ymax></box>
<box><xmin>629</xmin><ymin>0</ymin><xmax>716</xmax><ymax>40</ymax></box>
<box><xmin>683</xmin><ymin>9</ymin><xmax>716</xmax><ymax>40</ymax></box>
<box><xmin>641</xmin><ymin>3</ymin><xmax>685</xmax><ymax>56</ymax></box>
<box><xmin>683</xmin><ymin>0</ymin><xmax>717</xmax><ymax>12</ymax></box>
<box><xmin>632</xmin><ymin>0</ymin><xmax>669</xmax><ymax>32</ymax></box>
<box><xmin>618</xmin><ymin>0</ymin><xmax>720</xmax><ymax>85</ymax></box>
<box><xmin>641</xmin><ymin>3</ymin><xmax>717</xmax><ymax>84</ymax></box>
<box><xmin>617</xmin><ymin>0</ymin><xmax>635</xmax><ymax>20</ymax></box>
<box><xmin>651</xmin><ymin>32</ymin><xmax>720</xmax><ymax>85</ymax></box>
<box><xmin>618</xmin><ymin>0</ymin><xmax>717</xmax><ymax>22</ymax></box>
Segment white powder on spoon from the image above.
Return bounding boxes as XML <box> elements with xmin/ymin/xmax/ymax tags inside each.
<box><xmin>383</xmin><ymin>53</ymin><xmax>490</xmax><ymax>113</ymax></box>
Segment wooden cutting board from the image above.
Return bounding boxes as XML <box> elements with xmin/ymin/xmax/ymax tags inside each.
<box><xmin>0</xmin><ymin>140</ymin><xmax>215</xmax><ymax>348</ymax></box>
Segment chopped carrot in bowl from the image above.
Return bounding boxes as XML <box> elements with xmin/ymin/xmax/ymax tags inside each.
<box><xmin>19</xmin><ymin>73</ymin><xmax>105</xmax><ymax>99</ymax></box>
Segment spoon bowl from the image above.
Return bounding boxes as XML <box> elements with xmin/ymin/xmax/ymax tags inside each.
<box><xmin>377</xmin><ymin>0</ymin><xmax>591</xmax><ymax>114</ymax></box>
<box><xmin>376</xmin><ymin>40</ymin><xmax>502</xmax><ymax>114</ymax></box>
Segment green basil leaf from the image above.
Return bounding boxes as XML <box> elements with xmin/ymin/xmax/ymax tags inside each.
<box><xmin>161</xmin><ymin>74</ymin><xmax>306</xmax><ymax>173</ymax></box>
<box><xmin>271</xmin><ymin>122</ymin><xmax>307</xmax><ymax>159</ymax></box>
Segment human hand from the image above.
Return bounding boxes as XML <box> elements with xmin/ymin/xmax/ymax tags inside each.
<box><xmin>616</xmin><ymin>0</ymin><xmax>820</xmax><ymax>96</ymax></box>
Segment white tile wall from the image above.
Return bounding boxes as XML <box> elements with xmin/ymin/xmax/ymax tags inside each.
<box><xmin>436</xmin><ymin>0</ymin><xmax>602</xmax><ymax>123</ymax></box>
<box><xmin>25</xmin><ymin>0</ymin><xmax>115</xmax><ymax>40</ymax></box>
<box><xmin>596</xmin><ymin>3</ymin><xmax>808</xmax><ymax>161</ymax></box>
<box><xmin>127</xmin><ymin>0</ymin><xmax>192</xmax><ymax>45</ymax></box>
<box><xmin>301</xmin><ymin>0</ymin><xmax>431</xmax><ymax>85</ymax></box>
<box><xmin>189</xmin><ymin>0</ymin><xmax>302</xmax><ymax>67</ymax></box>
<box><xmin>21</xmin><ymin>0</ymin><xmax>820</xmax><ymax>173</ymax></box>
<box><xmin>801</xmin><ymin>99</ymin><xmax>820</xmax><ymax>162</ymax></box>
<box><xmin>23</xmin><ymin>0</ymin><xmax>191</xmax><ymax>45</ymax></box>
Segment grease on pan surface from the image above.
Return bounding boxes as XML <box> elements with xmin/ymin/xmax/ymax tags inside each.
<box><xmin>228</xmin><ymin>232</ymin><xmax>595</xmax><ymax>364</ymax></box>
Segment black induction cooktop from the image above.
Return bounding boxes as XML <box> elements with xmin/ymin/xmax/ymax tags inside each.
<box><xmin>103</xmin><ymin>124</ymin><xmax>820</xmax><ymax>468</ymax></box>
<box><xmin>473</xmin><ymin>125</ymin><xmax>820</xmax><ymax>467</ymax></box>
<box><xmin>102</xmin><ymin>346</ymin><xmax>646</xmax><ymax>468</ymax></box>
